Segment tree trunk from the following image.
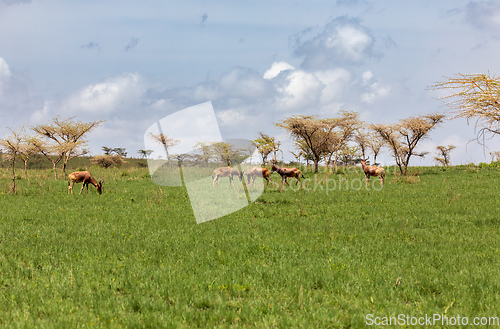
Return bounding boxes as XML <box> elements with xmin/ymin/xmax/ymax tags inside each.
<box><xmin>53</xmin><ymin>162</ymin><xmax>58</xmax><ymax>180</ymax></box>
<box><xmin>313</xmin><ymin>158</ymin><xmax>319</xmax><ymax>173</ymax></box>
<box><xmin>24</xmin><ymin>160</ymin><xmax>28</xmax><ymax>179</ymax></box>
<box><xmin>11</xmin><ymin>158</ymin><xmax>16</xmax><ymax>193</ymax></box>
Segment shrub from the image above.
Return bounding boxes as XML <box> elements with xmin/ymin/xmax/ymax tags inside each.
<box><xmin>91</xmin><ymin>155</ymin><xmax>124</xmax><ymax>169</ymax></box>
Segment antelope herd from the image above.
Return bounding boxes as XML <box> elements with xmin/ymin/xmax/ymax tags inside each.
<box><xmin>66</xmin><ymin>161</ymin><xmax>385</xmax><ymax>195</ymax></box>
<box><xmin>210</xmin><ymin>161</ymin><xmax>385</xmax><ymax>189</ymax></box>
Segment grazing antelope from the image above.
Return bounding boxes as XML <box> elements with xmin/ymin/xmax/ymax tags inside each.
<box><xmin>270</xmin><ymin>164</ymin><xmax>304</xmax><ymax>187</ymax></box>
<box><xmin>245</xmin><ymin>167</ymin><xmax>274</xmax><ymax>187</ymax></box>
<box><xmin>360</xmin><ymin>160</ymin><xmax>385</xmax><ymax>186</ymax></box>
<box><xmin>68</xmin><ymin>171</ymin><xmax>103</xmax><ymax>195</ymax></box>
<box><xmin>212</xmin><ymin>166</ymin><xmax>243</xmax><ymax>187</ymax></box>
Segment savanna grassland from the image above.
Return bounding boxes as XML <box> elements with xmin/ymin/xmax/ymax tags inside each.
<box><xmin>0</xmin><ymin>161</ymin><xmax>499</xmax><ymax>328</ymax></box>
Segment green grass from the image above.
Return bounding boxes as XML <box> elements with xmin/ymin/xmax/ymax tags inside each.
<box><xmin>0</xmin><ymin>164</ymin><xmax>499</xmax><ymax>328</ymax></box>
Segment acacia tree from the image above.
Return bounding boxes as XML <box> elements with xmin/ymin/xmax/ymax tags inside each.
<box><xmin>210</xmin><ymin>142</ymin><xmax>246</xmax><ymax>166</ymax></box>
<box><xmin>434</xmin><ymin>145</ymin><xmax>456</xmax><ymax>166</ymax></box>
<box><xmin>372</xmin><ymin>114</ymin><xmax>445</xmax><ymax>175</ymax></box>
<box><xmin>31</xmin><ymin>138</ymin><xmax>64</xmax><ymax>180</ymax></box>
<box><xmin>18</xmin><ymin>136</ymin><xmax>38</xmax><ymax>179</ymax></box>
<box><xmin>0</xmin><ymin>128</ymin><xmax>23</xmax><ymax>193</ymax></box>
<box><xmin>149</xmin><ymin>133</ymin><xmax>179</xmax><ymax>165</ymax></box>
<box><xmin>33</xmin><ymin>116</ymin><xmax>103</xmax><ymax>176</ymax></box>
<box><xmin>353</xmin><ymin>127</ymin><xmax>369</xmax><ymax>160</ymax></box>
<box><xmin>323</xmin><ymin>111</ymin><xmax>360</xmax><ymax>171</ymax></box>
<box><xmin>432</xmin><ymin>73</ymin><xmax>500</xmax><ymax>142</ymax></box>
<box><xmin>366</xmin><ymin>132</ymin><xmax>385</xmax><ymax>165</ymax></box>
<box><xmin>293</xmin><ymin>139</ymin><xmax>314</xmax><ymax>167</ymax></box>
<box><xmin>138</xmin><ymin>149</ymin><xmax>153</xmax><ymax>159</ymax></box>
<box><xmin>253</xmin><ymin>133</ymin><xmax>280</xmax><ymax>166</ymax></box>
<box><xmin>277</xmin><ymin>115</ymin><xmax>333</xmax><ymax>173</ymax></box>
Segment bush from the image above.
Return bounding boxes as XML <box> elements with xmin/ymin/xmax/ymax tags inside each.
<box><xmin>90</xmin><ymin>155</ymin><xmax>124</xmax><ymax>169</ymax></box>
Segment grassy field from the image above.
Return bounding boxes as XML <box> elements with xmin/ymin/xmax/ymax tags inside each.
<box><xmin>0</xmin><ymin>162</ymin><xmax>499</xmax><ymax>328</ymax></box>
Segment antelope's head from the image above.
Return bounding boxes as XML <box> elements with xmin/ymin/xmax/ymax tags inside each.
<box><xmin>96</xmin><ymin>180</ymin><xmax>103</xmax><ymax>194</ymax></box>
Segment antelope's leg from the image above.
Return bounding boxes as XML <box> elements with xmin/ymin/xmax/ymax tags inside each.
<box><xmin>79</xmin><ymin>183</ymin><xmax>85</xmax><ymax>195</ymax></box>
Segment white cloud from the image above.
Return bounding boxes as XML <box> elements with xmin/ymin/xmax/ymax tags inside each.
<box><xmin>274</xmin><ymin>69</ymin><xmax>324</xmax><ymax>111</ymax></box>
<box><xmin>263</xmin><ymin>61</ymin><xmax>296</xmax><ymax>79</ymax></box>
<box><xmin>292</xmin><ymin>16</ymin><xmax>377</xmax><ymax>69</ymax></box>
<box><xmin>315</xmin><ymin>68</ymin><xmax>352</xmax><ymax>105</ymax></box>
<box><xmin>0</xmin><ymin>57</ymin><xmax>12</xmax><ymax>96</ymax></box>
<box><xmin>359</xmin><ymin>70</ymin><xmax>391</xmax><ymax>104</ymax></box>
<box><xmin>61</xmin><ymin>73</ymin><xmax>143</xmax><ymax>114</ymax></box>
<box><xmin>217</xmin><ymin>109</ymin><xmax>247</xmax><ymax>126</ymax></box>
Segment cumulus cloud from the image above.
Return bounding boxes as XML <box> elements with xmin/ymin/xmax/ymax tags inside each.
<box><xmin>263</xmin><ymin>61</ymin><xmax>296</xmax><ymax>79</ymax></box>
<box><xmin>360</xmin><ymin>70</ymin><xmax>391</xmax><ymax>104</ymax></box>
<box><xmin>60</xmin><ymin>73</ymin><xmax>145</xmax><ymax>115</ymax></box>
<box><xmin>291</xmin><ymin>16</ymin><xmax>378</xmax><ymax>69</ymax></box>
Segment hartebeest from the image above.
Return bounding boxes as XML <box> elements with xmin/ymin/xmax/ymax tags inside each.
<box><xmin>245</xmin><ymin>167</ymin><xmax>274</xmax><ymax>187</ymax></box>
<box><xmin>68</xmin><ymin>171</ymin><xmax>103</xmax><ymax>195</ymax></box>
<box><xmin>212</xmin><ymin>166</ymin><xmax>243</xmax><ymax>187</ymax></box>
<box><xmin>360</xmin><ymin>160</ymin><xmax>385</xmax><ymax>186</ymax></box>
<box><xmin>271</xmin><ymin>164</ymin><xmax>304</xmax><ymax>187</ymax></box>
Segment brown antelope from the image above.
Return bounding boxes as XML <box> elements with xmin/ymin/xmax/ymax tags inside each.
<box><xmin>68</xmin><ymin>171</ymin><xmax>103</xmax><ymax>195</ymax></box>
<box><xmin>245</xmin><ymin>167</ymin><xmax>274</xmax><ymax>187</ymax></box>
<box><xmin>212</xmin><ymin>166</ymin><xmax>243</xmax><ymax>187</ymax></box>
<box><xmin>360</xmin><ymin>160</ymin><xmax>385</xmax><ymax>186</ymax></box>
<box><xmin>270</xmin><ymin>164</ymin><xmax>304</xmax><ymax>187</ymax></box>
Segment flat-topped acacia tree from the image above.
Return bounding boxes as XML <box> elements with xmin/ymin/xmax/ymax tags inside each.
<box><xmin>372</xmin><ymin>113</ymin><xmax>445</xmax><ymax>176</ymax></box>
<box><xmin>32</xmin><ymin>116</ymin><xmax>104</xmax><ymax>177</ymax></box>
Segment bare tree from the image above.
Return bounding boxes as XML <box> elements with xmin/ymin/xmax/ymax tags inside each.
<box><xmin>0</xmin><ymin>128</ymin><xmax>23</xmax><ymax>192</ymax></box>
<box><xmin>33</xmin><ymin>116</ymin><xmax>103</xmax><ymax>176</ymax></box>
<box><xmin>149</xmin><ymin>133</ymin><xmax>179</xmax><ymax>165</ymax></box>
<box><xmin>432</xmin><ymin>73</ymin><xmax>500</xmax><ymax>142</ymax></box>
<box><xmin>434</xmin><ymin>145</ymin><xmax>456</xmax><ymax>166</ymax></box>
<box><xmin>372</xmin><ymin>114</ymin><xmax>445</xmax><ymax>175</ymax></box>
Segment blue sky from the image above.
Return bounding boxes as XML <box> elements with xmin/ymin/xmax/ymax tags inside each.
<box><xmin>1</xmin><ymin>0</ymin><xmax>500</xmax><ymax>165</ymax></box>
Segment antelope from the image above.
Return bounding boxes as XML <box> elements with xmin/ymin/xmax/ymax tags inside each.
<box><xmin>360</xmin><ymin>160</ymin><xmax>385</xmax><ymax>186</ymax></box>
<box><xmin>245</xmin><ymin>167</ymin><xmax>274</xmax><ymax>187</ymax></box>
<box><xmin>212</xmin><ymin>166</ymin><xmax>243</xmax><ymax>187</ymax></box>
<box><xmin>270</xmin><ymin>164</ymin><xmax>304</xmax><ymax>187</ymax></box>
<box><xmin>68</xmin><ymin>171</ymin><xmax>103</xmax><ymax>195</ymax></box>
